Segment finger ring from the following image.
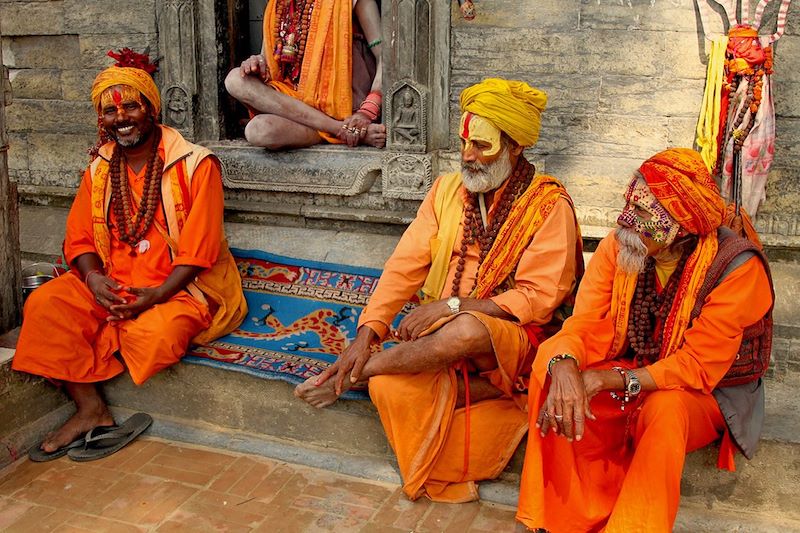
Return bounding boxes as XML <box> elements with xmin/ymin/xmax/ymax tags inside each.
<box><xmin>341</xmin><ymin>124</ymin><xmax>348</xmax><ymax>130</ymax></box>
<box><xmin>554</xmin><ymin>415</ymin><xmax>564</xmax><ymax>420</ymax></box>
<box><xmin>543</xmin><ymin>412</ymin><xmax>550</xmax><ymax>418</ymax></box>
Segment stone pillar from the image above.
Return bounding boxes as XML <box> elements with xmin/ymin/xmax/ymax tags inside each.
<box><xmin>0</xmin><ymin>43</ymin><xmax>22</xmax><ymax>333</ymax></box>
<box><xmin>157</xmin><ymin>0</ymin><xmax>200</xmax><ymax>140</ymax></box>
<box><xmin>380</xmin><ymin>0</ymin><xmax>450</xmax><ymax>200</ymax></box>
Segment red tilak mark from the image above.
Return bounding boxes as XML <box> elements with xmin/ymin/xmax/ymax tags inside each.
<box><xmin>461</xmin><ymin>112</ymin><xmax>473</xmax><ymax>139</ymax></box>
<box><xmin>112</xmin><ymin>90</ymin><xmax>122</xmax><ymax>106</ymax></box>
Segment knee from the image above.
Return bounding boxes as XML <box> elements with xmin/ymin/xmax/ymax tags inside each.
<box><xmin>224</xmin><ymin>68</ymin><xmax>244</xmax><ymax>98</ymax></box>
<box><xmin>245</xmin><ymin>115</ymin><xmax>286</xmax><ymax>149</ymax></box>
<box><xmin>636</xmin><ymin>391</ymin><xmax>690</xmax><ymax>439</ymax></box>
<box><xmin>441</xmin><ymin>313</ymin><xmax>491</xmax><ymax>351</ymax></box>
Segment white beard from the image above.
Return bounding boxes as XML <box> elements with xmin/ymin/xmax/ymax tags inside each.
<box><xmin>615</xmin><ymin>226</ymin><xmax>648</xmax><ymax>274</ymax></box>
<box><xmin>461</xmin><ymin>145</ymin><xmax>513</xmax><ymax>193</ymax></box>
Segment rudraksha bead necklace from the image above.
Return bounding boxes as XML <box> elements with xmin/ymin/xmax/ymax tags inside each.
<box><xmin>626</xmin><ymin>251</ymin><xmax>690</xmax><ymax>366</ymax></box>
<box><xmin>272</xmin><ymin>0</ymin><xmax>315</xmax><ymax>87</ymax></box>
<box><xmin>450</xmin><ymin>157</ymin><xmax>534</xmax><ymax>297</ymax></box>
<box><xmin>109</xmin><ymin>125</ymin><xmax>164</xmax><ymax>253</ymax></box>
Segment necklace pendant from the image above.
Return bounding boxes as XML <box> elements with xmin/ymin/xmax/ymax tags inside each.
<box><xmin>136</xmin><ymin>239</ymin><xmax>150</xmax><ymax>254</ymax></box>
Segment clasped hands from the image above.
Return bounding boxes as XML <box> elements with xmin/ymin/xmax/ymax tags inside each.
<box><xmin>312</xmin><ymin>299</ymin><xmax>453</xmax><ymax>396</ymax></box>
<box><xmin>537</xmin><ymin>360</ymin><xmax>615</xmax><ymax>442</ymax></box>
<box><xmin>87</xmin><ymin>273</ymin><xmax>164</xmax><ymax>321</ymax></box>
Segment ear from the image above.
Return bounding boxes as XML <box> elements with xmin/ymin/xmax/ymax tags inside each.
<box><xmin>508</xmin><ymin>141</ymin><xmax>524</xmax><ymax>157</ymax></box>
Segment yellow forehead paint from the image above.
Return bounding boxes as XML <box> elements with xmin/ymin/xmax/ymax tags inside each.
<box><xmin>99</xmin><ymin>85</ymin><xmax>143</xmax><ymax>114</ymax></box>
<box><xmin>459</xmin><ymin>112</ymin><xmax>502</xmax><ymax>157</ymax></box>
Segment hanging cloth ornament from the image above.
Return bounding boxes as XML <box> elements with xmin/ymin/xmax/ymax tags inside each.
<box><xmin>694</xmin><ymin>0</ymin><xmax>791</xmax><ymax>222</ymax></box>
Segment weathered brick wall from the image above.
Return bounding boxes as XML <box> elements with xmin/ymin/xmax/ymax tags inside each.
<box><xmin>1</xmin><ymin>0</ymin><xmax>157</xmax><ymax>189</ymax></box>
<box><xmin>451</xmin><ymin>0</ymin><xmax>800</xmax><ymax>239</ymax></box>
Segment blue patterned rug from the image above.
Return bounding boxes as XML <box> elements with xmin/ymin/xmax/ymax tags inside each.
<box><xmin>184</xmin><ymin>249</ymin><xmax>414</xmax><ymax>400</ymax></box>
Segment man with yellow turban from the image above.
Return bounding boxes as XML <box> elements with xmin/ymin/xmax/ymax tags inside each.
<box><xmin>516</xmin><ymin>148</ymin><xmax>774</xmax><ymax>532</ymax></box>
<box><xmin>295</xmin><ymin>78</ymin><xmax>583</xmax><ymax>502</ymax></box>
<box><xmin>12</xmin><ymin>49</ymin><xmax>246</xmax><ymax>461</ymax></box>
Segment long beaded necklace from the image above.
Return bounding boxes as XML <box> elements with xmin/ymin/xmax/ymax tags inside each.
<box><xmin>626</xmin><ymin>252</ymin><xmax>689</xmax><ymax>366</ymax></box>
<box><xmin>109</xmin><ymin>125</ymin><xmax>164</xmax><ymax>255</ymax></box>
<box><xmin>272</xmin><ymin>0</ymin><xmax>315</xmax><ymax>87</ymax></box>
<box><xmin>450</xmin><ymin>157</ymin><xmax>535</xmax><ymax>298</ymax></box>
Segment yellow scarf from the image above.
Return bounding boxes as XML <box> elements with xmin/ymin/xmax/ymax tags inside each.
<box><xmin>420</xmin><ymin>172</ymin><xmax>569</xmax><ymax>302</ymax></box>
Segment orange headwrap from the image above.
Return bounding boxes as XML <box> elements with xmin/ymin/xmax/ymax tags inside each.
<box><xmin>638</xmin><ymin>148</ymin><xmax>726</xmax><ymax>236</ymax></box>
<box><xmin>91</xmin><ymin>66</ymin><xmax>161</xmax><ymax>116</ymax></box>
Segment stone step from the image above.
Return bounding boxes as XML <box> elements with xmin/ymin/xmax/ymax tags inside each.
<box><xmin>3</xmin><ymin>353</ymin><xmax>798</xmax><ymax>529</ymax></box>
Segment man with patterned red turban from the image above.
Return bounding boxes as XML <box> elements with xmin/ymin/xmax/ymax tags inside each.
<box><xmin>516</xmin><ymin>148</ymin><xmax>774</xmax><ymax>532</ymax></box>
<box><xmin>13</xmin><ymin>50</ymin><xmax>246</xmax><ymax>461</ymax></box>
<box><xmin>295</xmin><ymin>78</ymin><xmax>583</xmax><ymax>502</ymax></box>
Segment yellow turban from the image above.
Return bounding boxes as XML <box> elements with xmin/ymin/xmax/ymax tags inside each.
<box><xmin>91</xmin><ymin>66</ymin><xmax>161</xmax><ymax>116</ymax></box>
<box><xmin>459</xmin><ymin>78</ymin><xmax>547</xmax><ymax>147</ymax></box>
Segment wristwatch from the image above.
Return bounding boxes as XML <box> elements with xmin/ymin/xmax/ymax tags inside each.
<box><xmin>446</xmin><ymin>296</ymin><xmax>461</xmax><ymax>315</ymax></box>
<box><xmin>627</xmin><ymin>371</ymin><xmax>642</xmax><ymax>397</ymax></box>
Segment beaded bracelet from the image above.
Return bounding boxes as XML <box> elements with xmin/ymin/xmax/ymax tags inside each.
<box><xmin>547</xmin><ymin>353</ymin><xmax>578</xmax><ymax>375</ymax></box>
<box><xmin>608</xmin><ymin>366</ymin><xmax>630</xmax><ymax>411</ymax></box>
<box><xmin>367</xmin><ymin>38</ymin><xmax>382</xmax><ymax>49</ymax></box>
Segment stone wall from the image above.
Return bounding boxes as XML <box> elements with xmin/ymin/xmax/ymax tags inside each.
<box><xmin>3</xmin><ymin>0</ymin><xmax>800</xmax><ymax>246</ymax></box>
<box><xmin>1</xmin><ymin>0</ymin><xmax>157</xmax><ymax>189</ymax></box>
<box><xmin>449</xmin><ymin>0</ymin><xmax>800</xmax><ymax>243</ymax></box>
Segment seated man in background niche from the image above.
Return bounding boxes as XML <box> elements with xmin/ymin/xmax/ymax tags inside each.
<box><xmin>225</xmin><ymin>0</ymin><xmax>386</xmax><ymax>149</ymax></box>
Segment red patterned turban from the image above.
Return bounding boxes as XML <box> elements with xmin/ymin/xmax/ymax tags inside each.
<box><xmin>638</xmin><ymin>148</ymin><xmax>726</xmax><ymax>236</ymax></box>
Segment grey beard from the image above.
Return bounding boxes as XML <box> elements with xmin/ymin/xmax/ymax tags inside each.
<box><xmin>615</xmin><ymin>226</ymin><xmax>648</xmax><ymax>274</ymax></box>
<box><xmin>115</xmin><ymin>132</ymin><xmax>143</xmax><ymax>147</ymax></box>
<box><xmin>461</xmin><ymin>146</ymin><xmax>513</xmax><ymax>193</ymax></box>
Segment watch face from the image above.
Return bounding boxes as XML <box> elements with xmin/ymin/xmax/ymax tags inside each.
<box><xmin>628</xmin><ymin>380</ymin><xmax>642</xmax><ymax>395</ymax></box>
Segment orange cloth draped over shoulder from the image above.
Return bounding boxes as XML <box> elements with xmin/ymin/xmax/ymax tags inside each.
<box><xmin>13</xmin><ymin>125</ymin><xmax>247</xmax><ymax>385</ymax></box>
<box><xmin>262</xmin><ymin>0</ymin><xmax>353</xmax><ymax>143</ymax></box>
<box><xmin>516</xmin><ymin>148</ymin><xmax>772</xmax><ymax>532</ymax></box>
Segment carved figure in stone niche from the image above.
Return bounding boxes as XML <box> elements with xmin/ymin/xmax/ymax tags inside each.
<box><xmin>295</xmin><ymin>78</ymin><xmax>584</xmax><ymax>508</ymax></box>
<box><xmin>165</xmin><ymin>86</ymin><xmax>189</xmax><ymax>126</ymax></box>
<box><xmin>393</xmin><ymin>90</ymin><xmax>421</xmax><ymax>144</ymax></box>
<box><xmin>225</xmin><ymin>0</ymin><xmax>386</xmax><ymax>149</ymax></box>
<box><xmin>12</xmin><ymin>49</ymin><xmax>246</xmax><ymax>463</ymax></box>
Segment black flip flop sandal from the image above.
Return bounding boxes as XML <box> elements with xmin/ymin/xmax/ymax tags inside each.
<box><xmin>67</xmin><ymin>413</ymin><xmax>153</xmax><ymax>462</ymax></box>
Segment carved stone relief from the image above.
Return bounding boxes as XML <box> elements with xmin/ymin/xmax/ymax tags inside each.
<box><xmin>382</xmin><ymin>153</ymin><xmax>433</xmax><ymax>200</ymax></box>
<box><xmin>385</xmin><ymin>80</ymin><xmax>428</xmax><ymax>153</ymax></box>
<box><xmin>157</xmin><ymin>0</ymin><xmax>198</xmax><ymax>139</ymax></box>
<box><xmin>164</xmin><ymin>84</ymin><xmax>192</xmax><ymax>129</ymax></box>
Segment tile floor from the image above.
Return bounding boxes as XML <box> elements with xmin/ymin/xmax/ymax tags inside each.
<box><xmin>0</xmin><ymin>438</ymin><xmax>519</xmax><ymax>532</ymax></box>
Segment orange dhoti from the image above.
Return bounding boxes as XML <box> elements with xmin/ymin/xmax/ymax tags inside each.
<box><xmin>13</xmin><ymin>273</ymin><xmax>211</xmax><ymax>386</ymax></box>
<box><xmin>369</xmin><ymin>311</ymin><xmax>534</xmax><ymax>503</ymax></box>
<box><xmin>517</xmin><ymin>360</ymin><xmax>726</xmax><ymax>533</ymax></box>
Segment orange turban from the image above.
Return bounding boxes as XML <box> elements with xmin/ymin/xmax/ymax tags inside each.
<box><xmin>91</xmin><ymin>66</ymin><xmax>161</xmax><ymax>116</ymax></box>
<box><xmin>459</xmin><ymin>78</ymin><xmax>547</xmax><ymax>147</ymax></box>
<box><xmin>638</xmin><ymin>148</ymin><xmax>726</xmax><ymax>236</ymax></box>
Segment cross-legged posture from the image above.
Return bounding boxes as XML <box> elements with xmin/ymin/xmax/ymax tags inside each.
<box><xmin>225</xmin><ymin>0</ymin><xmax>386</xmax><ymax>149</ymax></box>
<box><xmin>516</xmin><ymin>148</ymin><xmax>774</xmax><ymax>532</ymax></box>
<box><xmin>295</xmin><ymin>78</ymin><xmax>583</xmax><ymax>502</ymax></box>
<box><xmin>12</xmin><ymin>50</ymin><xmax>247</xmax><ymax>459</ymax></box>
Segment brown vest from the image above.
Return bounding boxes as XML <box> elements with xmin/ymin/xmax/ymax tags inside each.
<box><xmin>691</xmin><ymin>227</ymin><xmax>774</xmax><ymax>388</ymax></box>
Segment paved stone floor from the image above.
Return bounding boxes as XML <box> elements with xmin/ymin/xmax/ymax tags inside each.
<box><xmin>0</xmin><ymin>438</ymin><xmax>519</xmax><ymax>532</ymax></box>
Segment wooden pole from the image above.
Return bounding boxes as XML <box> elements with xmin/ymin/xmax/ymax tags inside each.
<box><xmin>0</xmin><ymin>29</ymin><xmax>22</xmax><ymax>333</ymax></box>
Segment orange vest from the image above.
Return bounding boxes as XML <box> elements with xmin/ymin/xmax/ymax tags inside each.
<box><xmin>88</xmin><ymin>125</ymin><xmax>247</xmax><ymax>344</ymax></box>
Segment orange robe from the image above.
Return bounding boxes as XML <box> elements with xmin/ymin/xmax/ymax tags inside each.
<box><xmin>262</xmin><ymin>0</ymin><xmax>353</xmax><ymax>143</ymax></box>
<box><xmin>516</xmin><ymin>231</ymin><xmax>773</xmax><ymax>533</ymax></box>
<box><xmin>361</xmin><ymin>173</ymin><xmax>580</xmax><ymax>502</ymax></box>
<box><xmin>13</xmin><ymin>137</ymin><xmax>226</xmax><ymax>386</ymax></box>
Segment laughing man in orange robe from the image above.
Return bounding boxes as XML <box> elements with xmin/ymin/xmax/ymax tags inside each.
<box><xmin>516</xmin><ymin>148</ymin><xmax>774</xmax><ymax>532</ymax></box>
<box><xmin>295</xmin><ymin>78</ymin><xmax>583</xmax><ymax>502</ymax></box>
<box><xmin>12</xmin><ymin>51</ymin><xmax>247</xmax><ymax>458</ymax></box>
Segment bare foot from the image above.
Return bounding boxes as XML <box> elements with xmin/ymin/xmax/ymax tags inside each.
<box><xmin>362</xmin><ymin>123</ymin><xmax>386</xmax><ymax>148</ymax></box>
<box><xmin>41</xmin><ymin>405</ymin><xmax>114</xmax><ymax>453</ymax></box>
<box><xmin>293</xmin><ymin>374</ymin><xmax>352</xmax><ymax>408</ymax></box>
